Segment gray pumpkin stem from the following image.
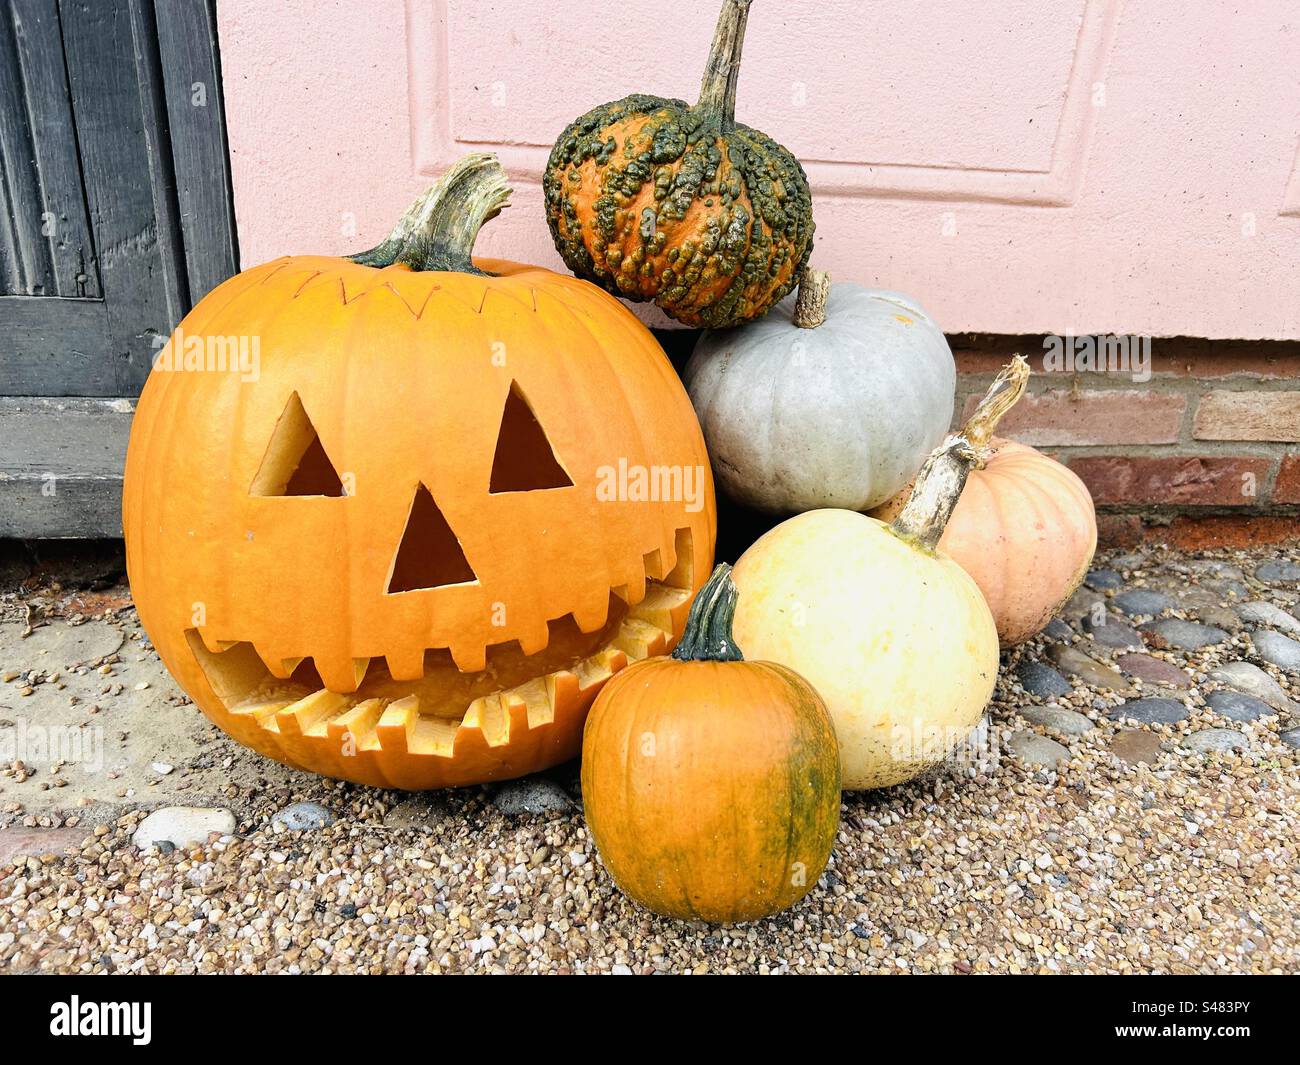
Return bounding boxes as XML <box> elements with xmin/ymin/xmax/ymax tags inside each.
<box><xmin>793</xmin><ymin>268</ymin><xmax>831</xmax><ymax>328</ymax></box>
<box><xmin>696</xmin><ymin>0</ymin><xmax>753</xmax><ymax>132</ymax></box>
<box><xmin>348</xmin><ymin>153</ymin><xmax>511</xmax><ymax>275</ymax></box>
<box><xmin>891</xmin><ymin>355</ymin><xmax>1030</xmax><ymax>552</ymax></box>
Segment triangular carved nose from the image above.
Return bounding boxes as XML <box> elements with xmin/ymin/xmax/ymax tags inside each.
<box><xmin>387</xmin><ymin>483</ymin><xmax>478</xmax><ymax>593</ymax></box>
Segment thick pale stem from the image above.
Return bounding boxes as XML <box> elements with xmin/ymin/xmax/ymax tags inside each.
<box><xmin>696</xmin><ymin>0</ymin><xmax>752</xmax><ymax>131</ymax></box>
<box><xmin>348</xmin><ymin>152</ymin><xmax>511</xmax><ymax>275</ymax></box>
<box><xmin>793</xmin><ymin>268</ymin><xmax>830</xmax><ymax>328</ymax></box>
<box><xmin>672</xmin><ymin>564</ymin><xmax>744</xmax><ymax>662</ymax></box>
<box><xmin>891</xmin><ymin>356</ymin><xmax>1031</xmax><ymax>552</ymax></box>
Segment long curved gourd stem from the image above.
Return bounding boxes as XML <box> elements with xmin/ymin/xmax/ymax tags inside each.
<box><xmin>793</xmin><ymin>267</ymin><xmax>830</xmax><ymax>328</ymax></box>
<box><xmin>348</xmin><ymin>152</ymin><xmax>511</xmax><ymax>275</ymax></box>
<box><xmin>696</xmin><ymin>0</ymin><xmax>753</xmax><ymax>131</ymax></box>
<box><xmin>891</xmin><ymin>355</ymin><xmax>1031</xmax><ymax>552</ymax></box>
<box><xmin>672</xmin><ymin>563</ymin><xmax>745</xmax><ymax>662</ymax></box>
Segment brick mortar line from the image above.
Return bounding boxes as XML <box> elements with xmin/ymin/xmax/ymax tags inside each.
<box><xmin>1040</xmin><ymin>443</ymin><xmax>1289</xmax><ymax>457</ymax></box>
<box><xmin>954</xmin><ymin>374</ymin><xmax>1300</xmax><ymax>392</ymax></box>
<box><xmin>951</xmin><ymin>388</ymin><xmax>1300</xmax><ymax>445</ymax></box>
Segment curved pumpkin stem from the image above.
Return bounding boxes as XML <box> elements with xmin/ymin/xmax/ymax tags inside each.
<box><xmin>672</xmin><ymin>563</ymin><xmax>744</xmax><ymax>662</ymax></box>
<box><xmin>348</xmin><ymin>152</ymin><xmax>511</xmax><ymax>275</ymax></box>
<box><xmin>891</xmin><ymin>355</ymin><xmax>1030</xmax><ymax>552</ymax></box>
<box><xmin>696</xmin><ymin>0</ymin><xmax>752</xmax><ymax>132</ymax></box>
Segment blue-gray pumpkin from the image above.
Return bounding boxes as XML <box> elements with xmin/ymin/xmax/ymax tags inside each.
<box><xmin>684</xmin><ymin>271</ymin><xmax>956</xmax><ymax>514</ymax></box>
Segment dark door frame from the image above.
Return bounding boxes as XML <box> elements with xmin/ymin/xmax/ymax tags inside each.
<box><xmin>1</xmin><ymin>0</ymin><xmax>237</xmax><ymax>537</ymax></box>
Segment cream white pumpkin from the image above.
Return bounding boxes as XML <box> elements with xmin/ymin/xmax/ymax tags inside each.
<box><xmin>684</xmin><ymin>270</ymin><xmax>955</xmax><ymax>515</ymax></box>
<box><xmin>730</xmin><ymin>359</ymin><xmax>1030</xmax><ymax>789</ymax></box>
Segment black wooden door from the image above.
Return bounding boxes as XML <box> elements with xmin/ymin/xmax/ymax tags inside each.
<box><xmin>0</xmin><ymin>0</ymin><xmax>236</xmax><ymax>536</ymax></box>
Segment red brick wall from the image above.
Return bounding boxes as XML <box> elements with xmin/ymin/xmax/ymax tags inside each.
<box><xmin>951</xmin><ymin>336</ymin><xmax>1300</xmax><ymax>547</ymax></box>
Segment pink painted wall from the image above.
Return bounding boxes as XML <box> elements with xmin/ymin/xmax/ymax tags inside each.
<box><xmin>217</xmin><ymin>0</ymin><xmax>1300</xmax><ymax>339</ymax></box>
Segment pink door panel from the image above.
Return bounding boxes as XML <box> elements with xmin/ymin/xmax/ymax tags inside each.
<box><xmin>218</xmin><ymin>0</ymin><xmax>1300</xmax><ymax>339</ymax></box>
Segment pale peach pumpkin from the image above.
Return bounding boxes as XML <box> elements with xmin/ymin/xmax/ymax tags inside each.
<box><xmin>871</xmin><ymin>436</ymin><xmax>1096</xmax><ymax>647</ymax></box>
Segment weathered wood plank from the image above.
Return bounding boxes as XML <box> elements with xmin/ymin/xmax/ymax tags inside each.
<box><xmin>0</xmin><ymin>395</ymin><xmax>133</xmax><ymax>538</ymax></box>
<box><xmin>4</xmin><ymin>0</ymin><xmax>101</xmax><ymax>298</ymax></box>
<box><xmin>0</xmin><ymin>294</ymin><xmax>117</xmax><ymax>395</ymax></box>
<box><xmin>0</xmin><ymin>474</ymin><xmax>125</xmax><ymax>538</ymax></box>
<box><xmin>60</xmin><ymin>0</ymin><xmax>180</xmax><ymax>395</ymax></box>
<box><xmin>127</xmin><ymin>0</ymin><xmax>190</xmax><ymax>321</ymax></box>
<box><xmin>0</xmin><ymin>3</ymin><xmax>53</xmax><ymax>294</ymax></box>
<box><xmin>155</xmin><ymin>0</ymin><xmax>238</xmax><ymax>304</ymax></box>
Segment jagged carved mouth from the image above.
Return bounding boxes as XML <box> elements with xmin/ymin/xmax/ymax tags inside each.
<box><xmin>184</xmin><ymin>531</ymin><xmax>694</xmax><ymax>761</ymax></box>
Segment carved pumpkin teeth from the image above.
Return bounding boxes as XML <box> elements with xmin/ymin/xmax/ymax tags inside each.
<box><xmin>572</xmin><ymin>596</ymin><xmax>612</xmax><ymax>635</ymax></box>
<box><xmin>514</xmin><ymin>623</ymin><xmax>553</xmax><ymax>657</ymax></box>
<box><xmin>251</xmin><ymin>645</ymin><xmax>302</xmax><ymax>680</ymax></box>
<box><xmin>311</xmin><ymin>656</ymin><xmax>371</xmax><ymax>694</ymax></box>
<box><xmin>327</xmin><ymin>699</ymin><xmax>386</xmax><ymax>749</ymax></box>
<box><xmin>627</xmin><ymin>584</ymin><xmax>684</xmax><ymax>635</ymax></box>
<box><xmin>375</xmin><ymin>696</ymin><xmax>420</xmax><ymax>752</ymax></box>
<box><xmin>448</xmin><ymin>643</ymin><xmax>488</xmax><ymax>674</ymax></box>
<box><xmin>197</xmin><ymin>628</ymin><xmax>238</xmax><ymax>654</ymax></box>
<box><xmin>178</xmin><ymin>530</ymin><xmax>700</xmax><ymax>786</ymax></box>
<box><xmin>613</xmin><ymin>617</ymin><xmax>669</xmax><ymax>661</ymax></box>
<box><xmin>383</xmin><ymin>648</ymin><xmax>426</xmax><ymax>684</ymax></box>
<box><xmin>275</xmin><ymin>690</ymin><xmax>351</xmax><ymax>737</ymax></box>
<box><xmin>641</xmin><ymin>546</ymin><xmax>666</xmax><ymax>583</ymax></box>
<box><xmin>189</xmin><ymin>602</ymin><xmax>680</xmax><ymax>750</ymax></box>
<box><xmin>461</xmin><ymin>694</ymin><xmax>511</xmax><ymax>747</ymax></box>
<box><xmin>662</xmin><ymin>527</ymin><xmax>695</xmax><ymax>590</ymax></box>
<box><xmin>228</xmin><ymin>699</ymin><xmax>293</xmax><ymax>725</ymax></box>
<box><xmin>616</xmin><ymin>569</ymin><xmax>648</xmax><ymax>607</ymax></box>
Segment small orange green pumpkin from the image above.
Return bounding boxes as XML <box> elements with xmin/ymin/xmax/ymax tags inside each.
<box><xmin>582</xmin><ymin>564</ymin><xmax>840</xmax><ymax>923</ymax></box>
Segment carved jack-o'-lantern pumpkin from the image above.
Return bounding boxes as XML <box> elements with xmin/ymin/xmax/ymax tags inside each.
<box><xmin>123</xmin><ymin>154</ymin><xmax>716</xmax><ymax>790</ymax></box>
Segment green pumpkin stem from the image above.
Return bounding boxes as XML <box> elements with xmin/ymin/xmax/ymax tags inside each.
<box><xmin>348</xmin><ymin>152</ymin><xmax>511</xmax><ymax>275</ymax></box>
<box><xmin>891</xmin><ymin>355</ymin><xmax>1031</xmax><ymax>552</ymax></box>
<box><xmin>672</xmin><ymin>563</ymin><xmax>745</xmax><ymax>662</ymax></box>
<box><xmin>696</xmin><ymin>0</ymin><xmax>752</xmax><ymax>131</ymax></box>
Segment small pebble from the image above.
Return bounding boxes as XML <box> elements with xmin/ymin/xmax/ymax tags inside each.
<box><xmin>1205</xmin><ymin>691</ymin><xmax>1274</xmax><ymax>723</ymax></box>
<box><xmin>1208</xmin><ymin>661</ymin><xmax>1295</xmax><ymax>713</ymax></box>
<box><xmin>1253</xmin><ymin>630</ymin><xmax>1300</xmax><ymax>673</ymax></box>
<box><xmin>1007</xmin><ymin>731</ymin><xmax>1070</xmax><ymax>767</ymax></box>
<box><xmin>1255</xmin><ymin>560</ymin><xmax>1300</xmax><ymax>584</ymax></box>
<box><xmin>1016</xmin><ymin>661</ymin><xmax>1071</xmax><ymax>698</ymax></box>
<box><xmin>1081</xmin><ymin>614</ymin><xmax>1145</xmax><ymax>650</ymax></box>
<box><xmin>491</xmin><ymin>778</ymin><xmax>574</xmax><ymax>817</ymax></box>
<box><xmin>1107</xmin><ymin>697</ymin><xmax>1189</xmax><ymax>725</ymax></box>
<box><xmin>1142</xmin><ymin>619</ymin><xmax>1230</xmax><ymax>650</ymax></box>
<box><xmin>1180</xmin><ymin>729</ymin><xmax>1249</xmax><ymax>754</ymax></box>
<box><xmin>1085</xmin><ymin>569</ymin><xmax>1123</xmax><ymax>590</ymax></box>
<box><xmin>131</xmin><ymin>806</ymin><xmax>236</xmax><ymax>849</ymax></box>
<box><xmin>1112</xmin><ymin>589</ymin><xmax>1175</xmax><ymax>617</ymax></box>
<box><xmin>1236</xmin><ymin>601</ymin><xmax>1300</xmax><ymax>637</ymax></box>
<box><xmin>1109</xmin><ymin>730</ymin><xmax>1163</xmax><ymax>764</ymax></box>
<box><xmin>1115</xmin><ymin>653</ymin><xmax>1191</xmax><ymax>689</ymax></box>
<box><xmin>1017</xmin><ymin>704</ymin><xmax>1095</xmax><ymax>736</ymax></box>
<box><xmin>271</xmin><ymin>801</ymin><xmax>336</xmax><ymax>832</ymax></box>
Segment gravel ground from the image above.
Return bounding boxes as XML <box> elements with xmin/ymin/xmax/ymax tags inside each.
<box><xmin>2</xmin><ymin>543</ymin><xmax>1299</xmax><ymax>974</ymax></box>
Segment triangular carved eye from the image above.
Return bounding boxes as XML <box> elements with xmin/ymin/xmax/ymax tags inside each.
<box><xmin>387</xmin><ymin>483</ymin><xmax>478</xmax><ymax>593</ymax></box>
<box><xmin>489</xmin><ymin>382</ymin><xmax>573</xmax><ymax>493</ymax></box>
<box><xmin>250</xmin><ymin>392</ymin><xmax>345</xmax><ymax>497</ymax></box>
